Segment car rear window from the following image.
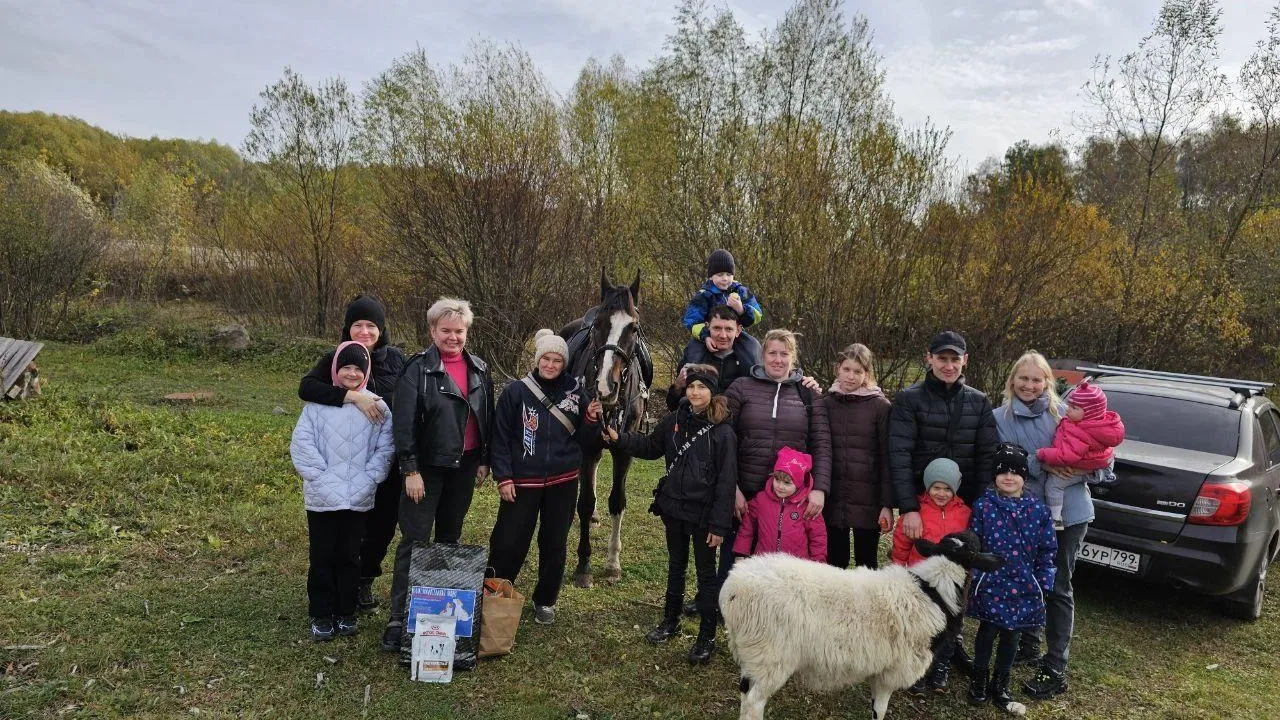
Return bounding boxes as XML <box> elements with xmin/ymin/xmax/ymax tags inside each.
<box><xmin>1098</xmin><ymin>390</ymin><xmax>1240</xmax><ymax>456</ymax></box>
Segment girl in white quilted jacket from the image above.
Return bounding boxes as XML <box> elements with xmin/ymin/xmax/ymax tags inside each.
<box><xmin>291</xmin><ymin>341</ymin><xmax>394</xmax><ymax>641</ymax></box>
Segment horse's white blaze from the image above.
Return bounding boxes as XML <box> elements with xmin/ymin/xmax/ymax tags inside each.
<box><xmin>597</xmin><ymin>310</ymin><xmax>631</xmax><ymax>399</ymax></box>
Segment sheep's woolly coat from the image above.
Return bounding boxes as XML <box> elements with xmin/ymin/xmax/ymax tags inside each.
<box><xmin>721</xmin><ymin>552</ymin><xmax>966</xmax><ymax>702</ymax></box>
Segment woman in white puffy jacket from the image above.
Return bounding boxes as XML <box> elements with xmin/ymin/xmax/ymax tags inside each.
<box><xmin>291</xmin><ymin>341</ymin><xmax>395</xmax><ymax>641</ymax></box>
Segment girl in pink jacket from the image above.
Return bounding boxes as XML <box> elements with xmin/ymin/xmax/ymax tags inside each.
<box><xmin>1037</xmin><ymin>381</ymin><xmax>1125</xmax><ymax>528</ymax></box>
<box><xmin>733</xmin><ymin>447</ymin><xmax>827</xmax><ymax>562</ymax></box>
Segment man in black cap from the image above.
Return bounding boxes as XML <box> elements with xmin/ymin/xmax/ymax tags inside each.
<box><xmin>888</xmin><ymin>330</ymin><xmax>997</xmax><ymax>538</ymax></box>
<box><xmin>887</xmin><ymin>330</ymin><xmax>997</xmax><ymax>677</ymax></box>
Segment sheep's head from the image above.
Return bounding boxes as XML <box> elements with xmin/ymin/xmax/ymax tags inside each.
<box><xmin>914</xmin><ymin>531</ymin><xmax>1004</xmax><ymax>572</ymax></box>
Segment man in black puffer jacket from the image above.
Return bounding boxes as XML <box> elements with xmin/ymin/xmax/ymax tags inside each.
<box><xmin>889</xmin><ymin>331</ymin><xmax>998</xmax><ymax>533</ymax></box>
<box><xmin>889</xmin><ymin>330</ymin><xmax>997</xmax><ymax>683</ymax></box>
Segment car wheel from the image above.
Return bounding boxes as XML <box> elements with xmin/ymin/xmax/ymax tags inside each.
<box><xmin>1220</xmin><ymin>554</ymin><xmax>1267</xmax><ymax>622</ymax></box>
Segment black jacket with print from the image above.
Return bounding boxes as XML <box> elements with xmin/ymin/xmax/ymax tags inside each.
<box><xmin>490</xmin><ymin>372</ymin><xmax>600</xmax><ymax>486</ymax></box>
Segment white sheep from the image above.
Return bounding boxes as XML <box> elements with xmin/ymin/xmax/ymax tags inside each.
<box><xmin>720</xmin><ymin>531</ymin><xmax>1003</xmax><ymax>720</ymax></box>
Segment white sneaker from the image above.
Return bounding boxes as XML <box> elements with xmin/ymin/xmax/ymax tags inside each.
<box><xmin>533</xmin><ymin>604</ymin><xmax>556</xmax><ymax>625</ymax></box>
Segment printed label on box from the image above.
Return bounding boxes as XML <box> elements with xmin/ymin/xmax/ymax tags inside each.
<box><xmin>407</xmin><ymin>586</ymin><xmax>476</xmax><ymax>637</ymax></box>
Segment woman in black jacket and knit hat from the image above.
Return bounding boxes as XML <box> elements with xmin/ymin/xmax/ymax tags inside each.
<box><xmin>298</xmin><ymin>294</ymin><xmax>405</xmax><ymax>613</ymax></box>
<box><xmin>487</xmin><ymin>330</ymin><xmax>602</xmax><ymax>627</ymax></box>
<box><xmin>605</xmin><ymin>364</ymin><xmax>738</xmax><ymax>666</ymax></box>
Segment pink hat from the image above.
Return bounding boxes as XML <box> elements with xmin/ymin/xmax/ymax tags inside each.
<box><xmin>1070</xmin><ymin>381</ymin><xmax>1107</xmax><ymax>421</ymax></box>
<box><xmin>773</xmin><ymin>447</ymin><xmax>814</xmax><ymax>491</ymax></box>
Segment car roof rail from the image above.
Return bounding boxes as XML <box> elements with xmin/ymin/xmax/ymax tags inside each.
<box><xmin>1077</xmin><ymin>364</ymin><xmax>1273</xmax><ymax>397</ymax></box>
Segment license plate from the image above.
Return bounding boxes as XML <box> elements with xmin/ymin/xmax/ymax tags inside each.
<box><xmin>1077</xmin><ymin>542</ymin><xmax>1141</xmax><ymax>573</ymax></box>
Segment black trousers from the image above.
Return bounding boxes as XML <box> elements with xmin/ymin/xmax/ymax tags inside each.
<box><xmin>826</xmin><ymin>523</ymin><xmax>882</xmax><ymax>569</ymax></box>
<box><xmin>488</xmin><ymin>478</ymin><xmax>579</xmax><ymax>607</ymax></box>
<box><xmin>307</xmin><ymin>509</ymin><xmax>367</xmax><ymax>619</ymax></box>
<box><xmin>974</xmin><ymin>621</ymin><xmax>1020</xmax><ymax>677</ymax></box>
<box><xmin>360</xmin><ymin>461</ymin><xmax>402</xmax><ymax>582</ymax></box>
<box><xmin>388</xmin><ymin>451</ymin><xmax>481</xmax><ymax>623</ymax></box>
<box><xmin>664</xmin><ymin>516</ymin><xmax>719</xmax><ymax>638</ymax></box>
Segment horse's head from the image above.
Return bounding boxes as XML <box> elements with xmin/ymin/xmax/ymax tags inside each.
<box><xmin>590</xmin><ymin>269</ymin><xmax>640</xmax><ymax>408</ymax></box>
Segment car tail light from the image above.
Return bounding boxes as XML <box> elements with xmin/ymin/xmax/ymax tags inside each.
<box><xmin>1187</xmin><ymin>481</ymin><xmax>1251</xmax><ymax>526</ymax></box>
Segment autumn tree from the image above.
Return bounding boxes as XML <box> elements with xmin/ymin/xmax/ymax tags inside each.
<box><xmin>243</xmin><ymin>68</ymin><xmax>361</xmax><ymax>335</ymax></box>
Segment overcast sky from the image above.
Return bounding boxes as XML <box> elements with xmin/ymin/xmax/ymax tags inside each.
<box><xmin>1</xmin><ymin>0</ymin><xmax>1275</xmax><ymax>169</ymax></box>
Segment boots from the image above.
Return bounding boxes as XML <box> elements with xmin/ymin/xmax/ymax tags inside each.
<box><xmin>990</xmin><ymin>669</ymin><xmax>1023</xmax><ymax>714</ymax></box>
<box><xmin>688</xmin><ymin>633</ymin><xmax>716</xmax><ymax>665</ymax></box>
<box><xmin>688</xmin><ymin>617</ymin><xmax>717</xmax><ymax>665</ymax></box>
<box><xmin>967</xmin><ymin>666</ymin><xmax>989</xmax><ymax>705</ymax></box>
<box><xmin>645</xmin><ymin>616</ymin><xmax>681</xmax><ymax>644</ymax></box>
<box><xmin>927</xmin><ymin>659</ymin><xmax>951</xmax><ymax>692</ymax></box>
<box><xmin>356</xmin><ymin>583</ymin><xmax>378</xmax><ymax>613</ymax></box>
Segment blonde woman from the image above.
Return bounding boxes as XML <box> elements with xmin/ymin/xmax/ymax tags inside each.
<box><xmin>382</xmin><ymin>297</ymin><xmax>495</xmax><ymax>653</ymax></box>
<box><xmin>722</xmin><ymin>329</ymin><xmax>832</xmax><ymax>577</ymax></box>
<box><xmin>993</xmin><ymin>350</ymin><xmax>1091</xmax><ymax>700</ymax></box>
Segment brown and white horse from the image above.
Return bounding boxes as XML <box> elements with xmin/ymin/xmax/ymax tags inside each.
<box><xmin>560</xmin><ymin>271</ymin><xmax>648</xmax><ymax>587</ymax></box>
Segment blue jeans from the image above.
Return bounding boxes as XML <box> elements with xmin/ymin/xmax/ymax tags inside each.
<box><xmin>1019</xmin><ymin>521</ymin><xmax>1087</xmax><ymax>672</ymax></box>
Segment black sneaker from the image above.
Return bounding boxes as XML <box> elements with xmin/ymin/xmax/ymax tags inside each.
<box><xmin>311</xmin><ymin>617</ymin><xmax>335</xmax><ymax>642</ymax></box>
<box><xmin>645</xmin><ymin>618</ymin><xmax>681</xmax><ymax>644</ymax></box>
<box><xmin>380</xmin><ymin>622</ymin><xmax>404</xmax><ymax>652</ymax></box>
<box><xmin>357</xmin><ymin>584</ymin><xmax>378</xmax><ymax>613</ymax></box>
<box><xmin>336</xmin><ymin>615</ymin><xmax>358</xmax><ymax>636</ymax></box>
<box><xmin>1022</xmin><ymin>665</ymin><xmax>1068</xmax><ymax>699</ymax></box>
<box><xmin>907</xmin><ymin>676</ymin><xmax>931</xmax><ymax>696</ymax></box>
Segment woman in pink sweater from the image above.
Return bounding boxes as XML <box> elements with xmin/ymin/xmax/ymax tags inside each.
<box><xmin>733</xmin><ymin>447</ymin><xmax>827</xmax><ymax>562</ymax></box>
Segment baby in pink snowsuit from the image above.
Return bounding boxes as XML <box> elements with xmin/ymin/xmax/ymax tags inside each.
<box><xmin>1037</xmin><ymin>381</ymin><xmax>1125</xmax><ymax>528</ymax></box>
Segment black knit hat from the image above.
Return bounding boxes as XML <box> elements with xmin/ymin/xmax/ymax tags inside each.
<box><xmin>684</xmin><ymin>364</ymin><xmax>720</xmax><ymax>394</ymax></box>
<box><xmin>334</xmin><ymin>342</ymin><xmax>371</xmax><ymax>375</ymax></box>
<box><xmin>706</xmin><ymin>248</ymin><xmax>735</xmax><ymax>277</ymax></box>
<box><xmin>993</xmin><ymin>442</ymin><xmax>1029</xmax><ymax>479</ymax></box>
<box><xmin>342</xmin><ymin>295</ymin><xmax>387</xmax><ymax>348</ymax></box>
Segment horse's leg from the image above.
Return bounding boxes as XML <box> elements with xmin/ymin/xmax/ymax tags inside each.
<box><xmin>603</xmin><ymin>449</ymin><xmax>631</xmax><ymax>581</ymax></box>
<box><xmin>574</xmin><ymin>449</ymin><xmax>601</xmax><ymax>589</ymax></box>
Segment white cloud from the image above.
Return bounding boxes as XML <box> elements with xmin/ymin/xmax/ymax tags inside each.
<box><xmin>0</xmin><ymin>0</ymin><xmax>1275</xmax><ymax>167</ymax></box>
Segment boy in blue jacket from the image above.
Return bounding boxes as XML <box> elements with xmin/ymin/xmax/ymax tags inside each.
<box><xmin>682</xmin><ymin>249</ymin><xmax>764</xmax><ymax>347</ymax></box>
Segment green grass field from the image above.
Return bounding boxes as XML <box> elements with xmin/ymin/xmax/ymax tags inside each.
<box><xmin>3</xmin><ymin>336</ymin><xmax>1279</xmax><ymax>719</ymax></box>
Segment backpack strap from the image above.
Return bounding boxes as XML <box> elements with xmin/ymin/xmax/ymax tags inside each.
<box><xmin>796</xmin><ymin>382</ymin><xmax>814</xmax><ymax>421</ymax></box>
<box><xmin>520</xmin><ymin>376</ymin><xmax>576</xmax><ymax>435</ymax></box>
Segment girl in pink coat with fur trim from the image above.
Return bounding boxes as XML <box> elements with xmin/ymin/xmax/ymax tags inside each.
<box><xmin>733</xmin><ymin>447</ymin><xmax>827</xmax><ymax>562</ymax></box>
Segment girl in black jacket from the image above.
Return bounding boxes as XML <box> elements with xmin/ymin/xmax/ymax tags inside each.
<box><xmin>487</xmin><ymin>330</ymin><xmax>602</xmax><ymax>626</ymax></box>
<box><xmin>605</xmin><ymin>364</ymin><xmax>737</xmax><ymax>666</ymax></box>
<box><xmin>298</xmin><ymin>295</ymin><xmax>405</xmax><ymax>612</ymax></box>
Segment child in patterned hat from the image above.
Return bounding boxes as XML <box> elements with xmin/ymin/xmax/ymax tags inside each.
<box><xmin>1037</xmin><ymin>380</ymin><xmax>1126</xmax><ymax>529</ymax></box>
<box><xmin>966</xmin><ymin>442</ymin><xmax>1057</xmax><ymax>715</ymax></box>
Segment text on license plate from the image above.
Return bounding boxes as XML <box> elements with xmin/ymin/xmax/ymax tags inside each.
<box><xmin>1077</xmin><ymin>542</ymin><xmax>1141</xmax><ymax>573</ymax></box>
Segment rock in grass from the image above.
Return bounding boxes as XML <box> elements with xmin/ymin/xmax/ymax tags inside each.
<box><xmin>213</xmin><ymin>324</ymin><xmax>249</xmax><ymax>351</ymax></box>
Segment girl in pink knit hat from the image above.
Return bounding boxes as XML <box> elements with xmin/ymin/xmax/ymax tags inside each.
<box><xmin>1036</xmin><ymin>381</ymin><xmax>1125</xmax><ymax>528</ymax></box>
<box><xmin>733</xmin><ymin>446</ymin><xmax>827</xmax><ymax>562</ymax></box>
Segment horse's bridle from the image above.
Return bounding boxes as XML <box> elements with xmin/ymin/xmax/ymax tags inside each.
<box><xmin>586</xmin><ymin>324</ymin><xmax>642</xmax><ymax>432</ymax></box>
